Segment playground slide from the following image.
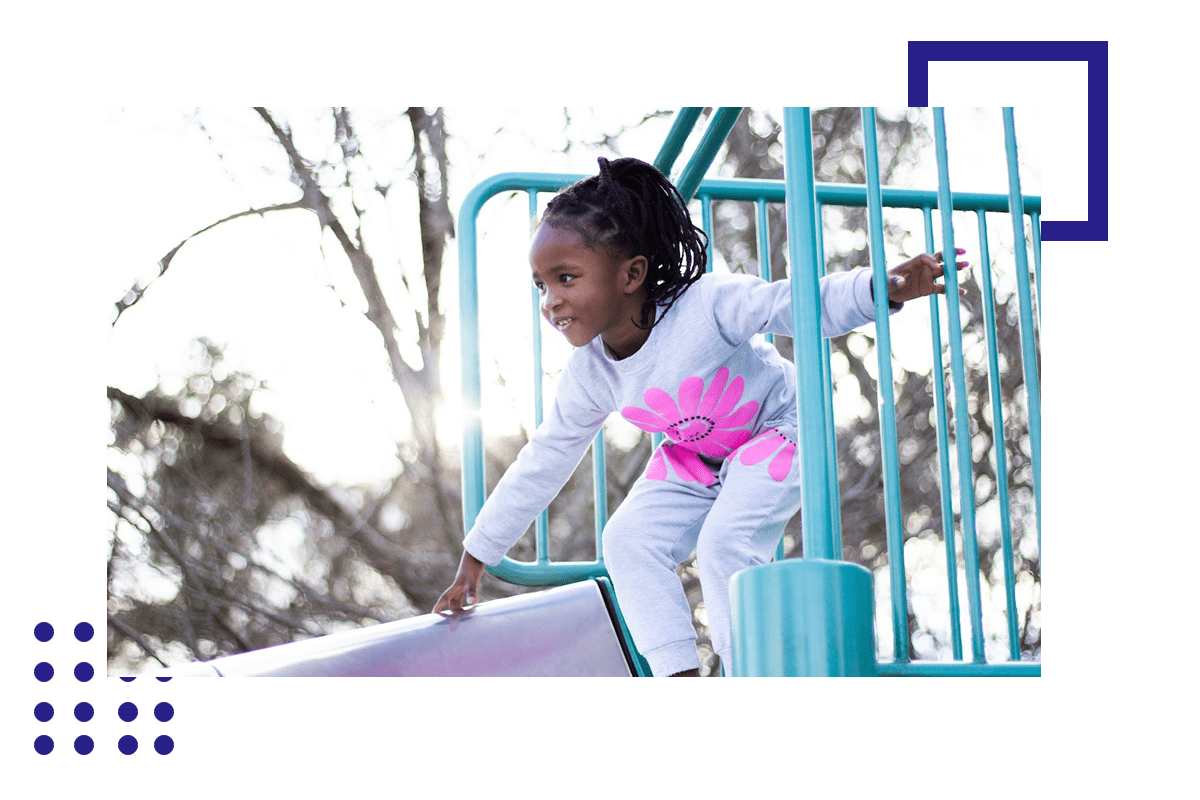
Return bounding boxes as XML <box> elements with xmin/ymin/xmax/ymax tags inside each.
<box><xmin>156</xmin><ymin>579</ymin><xmax>633</xmax><ymax>677</ymax></box>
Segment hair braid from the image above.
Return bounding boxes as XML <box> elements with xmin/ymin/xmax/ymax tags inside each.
<box><xmin>541</xmin><ymin>157</ymin><xmax>708</xmax><ymax>329</ymax></box>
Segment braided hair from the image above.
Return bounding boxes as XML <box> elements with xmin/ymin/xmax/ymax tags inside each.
<box><xmin>540</xmin><ymin>157</ymin><xmax>708</xmax><ymax>329</ymax></box>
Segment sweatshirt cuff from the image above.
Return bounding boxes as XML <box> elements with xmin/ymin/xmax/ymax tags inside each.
<box><xmin>461</xmin><ymin>527</ymin><xmax>508</xmax><ymax>567</ymax></box>
<box><xmin>867</xmin><ymin>272</ymin><xmax>904</xmax><ymax>312</ymax></box>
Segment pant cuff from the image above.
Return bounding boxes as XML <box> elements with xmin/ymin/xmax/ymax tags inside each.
<box><xmin>642</xmin><ymin>639</ymin><xmax>700</xmax><ymax>676</ymax></box>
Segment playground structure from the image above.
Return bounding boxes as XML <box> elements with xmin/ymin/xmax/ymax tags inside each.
<box><xmin>162</xmin><ymin>107</ymin><xmax>1041</xmax><ymax>678</ymax></box>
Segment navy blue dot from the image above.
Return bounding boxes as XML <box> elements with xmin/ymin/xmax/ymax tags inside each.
<box><xmin>154</xmin><ymin>702</ymin><xmax>175</xmax><ymax>722</ymax></box>
<box><xmin>74</xmin><ymin>622</ymin><xmax>95</xmax><ymax>642</ymax></box>
<box><xmin>74</xmin><ymin>735</ymin><xmax>95</xmax><ymax>755</ymax></box>
<box><xmin>118</xmin><ymin>702</ymin><xmax>139</xmax><ymax>722</ymax></box>
<box><xmin>74</xmin><ymin>702</ymin><xmax>94</xmax><ymax>722</ymax></box>
<box><xmin>34</xmin><ymin>735</ymin><xmax>54</xmax><ymax>755</ymax></box>
<box><xmin>154</xmin><ymin>735</ymin><xmax>175</xmax><ymax>755</ymax></box>
<box><xmin>34</xmin><ymin>622</ymin><xmax>54</xmax><ymax>642</ymax></box>
<box><xmin>74</xmin><ymin>662</ymin><xmax>94</xmax><ymax>682</ymax></box>
<box><xmin>120</xmin><ymin>676</ymin><xmax>136</xmax><ymax>682</ymax></box>
<box><xmin>34</xmin><ymin>702</ymin><xmax>54</xmax><ymax>722</ymax></box>
<box><xmin>156</xmin><ymin>676</ymin><xmax>172</xmax><ymax>682</ymax></box>
<box><xmin>34</xmin><ymin>662</ymin><xmax>53</xmax><ymax>682</ymax></box>
<box><xmin>118</xmin><ymin>735</ymin><xmax>138</xmax><ymax>755</ymax></box>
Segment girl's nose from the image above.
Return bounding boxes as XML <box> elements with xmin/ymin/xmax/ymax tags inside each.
<box><xmin>541</xmin><ymin>291</ymin><xmax>560</xmax><ymax>314</ymax></box>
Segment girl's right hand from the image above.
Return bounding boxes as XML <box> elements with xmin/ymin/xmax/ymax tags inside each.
<box><xmin>433</xmin><ymin>550</ymin><xmax>486</xmax><ymax>613</ymax></box>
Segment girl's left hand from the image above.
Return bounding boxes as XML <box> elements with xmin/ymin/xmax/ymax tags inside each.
<box><xmin>887</xmin><ymin>248</ymin><xmax>969</xmax><ymax>303</ymax></box>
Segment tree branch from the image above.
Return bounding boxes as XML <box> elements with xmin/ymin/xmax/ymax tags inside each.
<box><xmin>112</xmin><ymin>200</ymin><xmax>310</xmax><ymax>326</ymax></box>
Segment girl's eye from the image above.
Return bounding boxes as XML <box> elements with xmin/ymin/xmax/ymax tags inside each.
<box><xmin>560</xmin><ymin>274</ymin><xmax>575</xmax><ymax>284</ymax></box>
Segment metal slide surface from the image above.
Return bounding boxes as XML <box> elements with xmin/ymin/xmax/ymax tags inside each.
<box><xmin>158</xmin><ymin>580</ymin><xmax>632</xmax><ymax>677</ymax></box>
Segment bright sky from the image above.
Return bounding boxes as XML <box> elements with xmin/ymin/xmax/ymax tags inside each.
<box><xmin>104</xmin><ymin>106</ymin><xmax>1044</xmax><ymax>493</ymax></box>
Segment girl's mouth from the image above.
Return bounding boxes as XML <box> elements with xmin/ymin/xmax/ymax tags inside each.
<box><xmin>555</xmin><ymin>317</ymin><xmax>576</xmax><ymax>330</ymax></box>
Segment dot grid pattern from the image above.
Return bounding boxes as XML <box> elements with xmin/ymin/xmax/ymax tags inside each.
<box><xmin>32</xmin><ymin>620</ymin><xmax>176</xmax><ymax>755</ymax></box>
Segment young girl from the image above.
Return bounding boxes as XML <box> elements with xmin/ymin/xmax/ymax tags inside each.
<box><xmin>434</xmin><ymin>157</ymin><xmax>966</xmax><ymax>677</ymax></box>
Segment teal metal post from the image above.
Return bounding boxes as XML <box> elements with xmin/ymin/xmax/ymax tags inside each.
<box><xmin>923</xmin><ymin>207</ymin><xmax>963</xmax><ymax>660</ymax></box>
<box><xmin>700</xmin><ymin>194</ymin><xmax>714</xmax><ymax>272</ymax></box>
<box><xmin>756</xmin><ymin>200</ymin><xmax>785</xmax><ymax>564</ymax></box>
<box><xmin>862</xmin><ymin>107</ymin><xmax>909</xmax><ymax>661</ymax></box>
<box><xmin>730</xmin><ymin>560</ymin><xmax>875</xmax><ymax>676</ymax></box>
<box><xmin>975</xmin><ymin>209</ymin><xmax>1021</xmax><ymax>659</ymax></box>
<box><xmin>728</xmin><ymin>108</ymin><xmax>875</xmax><ymax>677</ymax></box>
<box><xmin>653</xmin><ymin>107</ymin><xmax>703</xmax><ymax>176</ymax></box>
<box><xmin>1002</xmin><ymin>108</ymin><xmax>1042</xmax><ymax>550</ymax></box>
<box><xmin>529</xmin><ymin>190</ymin><xmax>550</xmax><ymax>563</ymax></box>
<box><xmin>674</xmin><ymin>107</ymin><xmax>743</xmax><ymax>203</ymax></box>
<box><xmin>933</xmin><ymin>108</ymin><xmax>987</xmax><ymax>662</ymax></box>
<box><xmin>783</xmin><ymin>107</ymin><xmax>835</xmax><ymax>561</ymax></box>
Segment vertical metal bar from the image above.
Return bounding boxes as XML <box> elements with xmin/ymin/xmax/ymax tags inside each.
<box><xmin>815</xmin><ymin>202</ymin><xmax>843</xmax><ymax>560</ymax></box>
<box><xmin>782</xmin><ymin>107</ymin><xmax>836</xmax><ymax>561</ymax></box>
<box><xmin>755</xmin><ymin>198</ymin><xmax>773</xmax><ymax>336</ymax></box>
<box><xmin>861</xmin><ymin>107</ymin><xmax>909</xmax><ymax>661</ymax></box>
<box><xmin>975</xmin><ymin>210</ymin><xmax>1021</xmax><ymax>659</ymax></box>
<box><xmin>1030</xmin><ymin>210</ymin><xmax>1042</xmax><ymax>329</ymax></box>
<box><xmin>933</xmin><ymin>107</ymin><xmax>986</xmax><ymax>662</ymax></box>
<box><xmin>675</xmin><ymin>107</ymin><xmax>743</xmax><ymax>203</ymax></box>
<box><xmin>777</xmin><ymin>109</ymin><xmax>835</xmax><ymax>566</ymax></box>
<box><xmin>1002</xmin><ymin>108</ymin><xmax>1042</xmax><ymax>551</ymax></box>
<box><xmin>653</xmin><ymin>107</ymin><xmax>704</xmax><ymax>177</ymax></box>
<box><xmin>592</xmin><ymin>432</ymin><xmax>607</xmax><ymax>559</ymax></box>
<box><xmin>459</xmin><ymin>188</ymin><xmax>485</xmax><ymax>534</ymax></box>
<box><xmin>529</xmin><ymin>190</ymin><xmax>550</xmax><ymax>565</ymax></box>
<box><xmin>701</xmin><ymin>194</ymin><xmax>714</xmax><ymax>273</ymax></box>
<box><xmin>757</xmin><ymin>198</ymin><xmax>787</xmax><ymax>563</ymax></box>
<box><xmin>924</xmin><ymin>206</ymin><xmax>962</xmax><ymax>661</ymax></box>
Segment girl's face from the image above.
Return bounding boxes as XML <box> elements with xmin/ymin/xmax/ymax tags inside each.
<box><xmin>530</xmin><ymin>223</ymin><xmax>649</xmax><ymax>359</ymax></box>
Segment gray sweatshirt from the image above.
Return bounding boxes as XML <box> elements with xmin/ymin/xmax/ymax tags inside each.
<box><xmin>463</xmin><ymin>268</ymin><xmax>881</xmax><ymax>566</ymax></box>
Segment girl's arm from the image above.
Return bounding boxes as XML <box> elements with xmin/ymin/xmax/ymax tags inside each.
<box><xmin>434</xmin><ymin>358</ymin><xmax>610</xmax><ymax>610</ymax></box>
<box><xmin>706</xmin><ymin>250</ymin><xmax>968</xmax><ymax>341</ymax></box>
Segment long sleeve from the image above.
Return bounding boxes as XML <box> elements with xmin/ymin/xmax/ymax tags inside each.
<box><xmin>702</xmin><ymin>268</ymin><xmax>879</xmax><ymax>344</ymax></box>
<box><xmin>461</xmin><ymin>359</ymin><xmax>612</xmax><ymax>566</ymax></box>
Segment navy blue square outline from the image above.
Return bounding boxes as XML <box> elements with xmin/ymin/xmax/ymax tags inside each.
<box><xmin>908</xmin><ymin>40</ymin><xmax>1108</xmax><ymax>242</ymax></box>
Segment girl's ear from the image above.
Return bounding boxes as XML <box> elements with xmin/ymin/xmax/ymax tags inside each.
<box><xmin>621</xmin><ymin>255</ymin><xmax>649</xmax><ymax>295</ymax></box>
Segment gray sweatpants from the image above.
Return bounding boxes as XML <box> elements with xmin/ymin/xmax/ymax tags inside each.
<box><xmin>602</xmin><ymin>429</ymin><xmax>801</xmax><ymax>676</ymax></box>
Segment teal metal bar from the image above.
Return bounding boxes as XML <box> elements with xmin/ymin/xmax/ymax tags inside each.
<box><xmin>782</xmin><ymin>107</ymin><xmax>835</xmax><ymax>561</ymax></box>
<box><xmin>815</xmin><ymin>202</ymin><xmax>843</xmax><ymax>560</ymax></box>
<box><xmin>975</xmin><ymin>210</ymin><xmax>1021</xmax><ymax>659</ymax></box>
<box><xmin>459</xmin><ymin>172</ymin><xmax>607</xmax><ymax>586</ymax></box>
<box><xmin>529</xmin><ymin>190</ymin><xmax>550</xmax><ymax>564</ymax></box>
<box><xmin>699</xmin><ymin>179</ymin><xmax>1041</xmax><ymax>213</ymax></box>
<box><xmin>924</xmin><ymin>206</ymin><xmax>963</xmax><ymax>661</ymax></box>
<box><xmin>653</xmin><ymin>107</ymin><xmax>703</xmax><ymax>177</ymax></box>
<box><xmin>592</xmin><ymin>433</ymin><xmax>607</xmax><ymax>559</ymax></box>
<box><xmin>862</xmin><ymin>107</ymin><xmax>909</xmax><ymax>662</ymax></box>
<box><xmin>933</xmin><ymin>108</ymin><xmax>986</xmax><ymax>662</ymax></box>
<box><xmin>700</xmin><ymin>193</ymin><xmax>714</xmax><ymax>273</ymax></box>
<box><xmin>1031</xmin><ymin>210</ymin><xmax>1042</xmax><ymax>328</ymax></box>
<box><xmin>1002</xmin><ymin>108</ymin><xmax>1042</xmax><ymax>551</ymax></box>
<box><xmin>674</xmin><ymin>107</ymin><xmax>743</xmax><ymax>203</ymax></box>
<box><xmin>730</xmin><ymin>559</ymin><xmax>876</xmax><ymax>676</ymax></box>
<box><xmin>877</xmin><ymin>661</ymin><xmax>1039</xmax><ymax>677</ymax></box>
<box><xmin>755</xmin><ymin>199</ymin><xmax>773</xmax><ymax>335</ymax></box>
<box><xmin>756</xmin><ymin>199</ymin><xmax>786</xmax><ymax>564</ymax></box>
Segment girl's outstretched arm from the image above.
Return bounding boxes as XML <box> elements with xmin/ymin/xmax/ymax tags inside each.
<box><xmin>433</xmin><ymin>549</ymin><xmax>486</xmax><ymax>613</ymax></box>
<box><xmin>886</xmin><ymin>248</ymin><xmax>969</xmax><ymax>304</ymax></box>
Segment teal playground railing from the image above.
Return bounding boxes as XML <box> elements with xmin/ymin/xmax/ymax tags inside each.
<box><xmin>458</xmin><ymin>108</ymin><xmax>1041</xmax><ymax>677</ymax></box>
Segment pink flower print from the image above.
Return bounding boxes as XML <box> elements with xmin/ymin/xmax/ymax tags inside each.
<box><xmin>738</xmin><ymin>428</ymin><xmax>797</xmax><ymax>482</ymax></box>
<box><xmin>622</xmin><ymin>367</ymin><xmax>759</xmax><ymax>484</ymax></box>
<box><xmin>645</xmin><ymin>443</ymin><xmax>718</xmax><ymax>486</ymax></box>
